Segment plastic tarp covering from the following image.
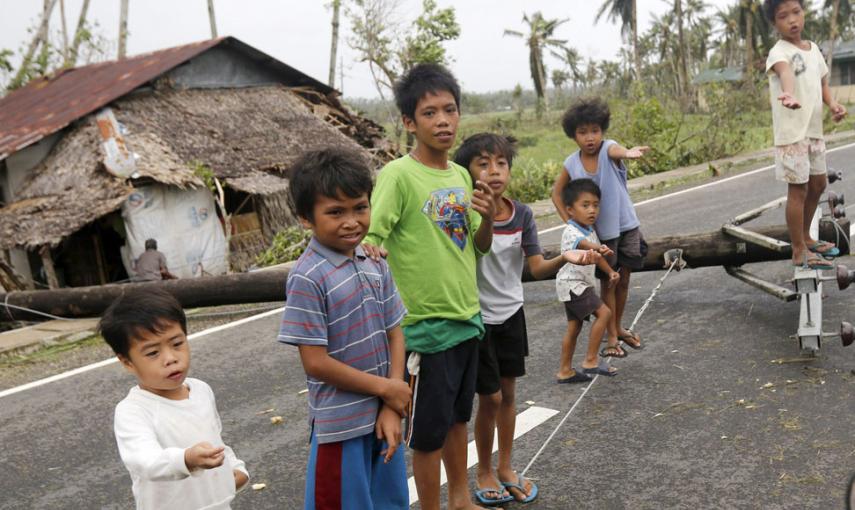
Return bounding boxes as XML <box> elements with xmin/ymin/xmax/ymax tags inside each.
<box><xmin>122</xmin><ymin>184</ymin><xmax>227</xmax><ymax>279</ymax></box>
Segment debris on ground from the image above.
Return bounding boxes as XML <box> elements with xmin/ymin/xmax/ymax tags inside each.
<box><xmin>270</xmin><ymin>416</ymin><xmax>284</xmax><ymax>425</ymax></box>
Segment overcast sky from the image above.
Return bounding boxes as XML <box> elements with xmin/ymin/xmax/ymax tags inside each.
<box><xmin>1</xmin><ymin>0</ymin><xmax>735</xmax><ymax>98</ymax></box>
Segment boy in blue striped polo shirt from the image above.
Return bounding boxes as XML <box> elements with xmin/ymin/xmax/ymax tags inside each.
<box><xmin>278</xmin><ymin>148</ymin><xmax>411</xmax><ymax>510</ymax></box>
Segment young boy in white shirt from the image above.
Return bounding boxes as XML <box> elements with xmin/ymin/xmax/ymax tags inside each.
<box><xmin>100</xmin><ymin>288</ymin><xmax>248</xmax><ymax>510</ymax></box>
<box><xmin>764</xmin><ymin>0</ymin><xmax>847</xmax><ymax>269</ymax></box>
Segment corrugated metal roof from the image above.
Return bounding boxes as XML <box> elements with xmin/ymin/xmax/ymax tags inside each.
<box><xmin>692</xmin><ymin>67</ymin><xmax>744</xmax><ymax>85</ymax></box>
<box><xmin>0</xmin><ymin>36</ymin><xmax>334</xmax><ymax>160</ymax></box>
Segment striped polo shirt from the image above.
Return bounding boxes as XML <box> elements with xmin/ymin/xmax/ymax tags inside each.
<box><xmin>278</xmin><ymin>238</ymin><xmax>406</xmax><ymax>444</ymax></box>
<box><xmin>476</xmin><ymin>199</ymin><xmax>542</xmax><ymax>324</ymax></box>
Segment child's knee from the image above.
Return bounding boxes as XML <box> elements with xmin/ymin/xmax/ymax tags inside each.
<box><xmin>479</xmin><ymin>391</ymin><xmax>502</xmax><ymax>410</ymax></box>
<box><xmin>596</xmin><ymin>305</ymin><xmax>612</xmax><ymax>320</ymax></box>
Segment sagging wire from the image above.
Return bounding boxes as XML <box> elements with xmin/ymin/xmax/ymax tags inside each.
<box><xmin>520</xmin><ymin>252</ymin><xmax>683</xmax><ymax>478</ymax></box>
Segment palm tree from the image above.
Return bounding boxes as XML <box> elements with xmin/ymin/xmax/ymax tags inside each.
<box><xmin>674</xmin><ymin>0</ymin><xmax>690</xmax><ymax>103</ymax></box>
<box><xmin>825</xmin><ymin>0</ymin><xmax>853</xmax><ymax>72</ymax></box>
<box><xmin>712</xmin><ymin>6</ymin><xmax>740</xmax><ymax>67</ymax></box>
<box><xmin>504</xmin><ymin>11</ymin><xmax>568</xmax><ymax>117</ymax></box>
<box><xmin>551</xmin><ymin>46</ymin><xmax>583</xmax><ymax>91</ymax></box>
<box><xmin>595</xmin><ymin>0</ymin><xmax>641</xmax><ymax>79</ymax></box>
<box><xmin>737</xmin><ymin>0</ymin><xmax>771</xmax><ymax>74</ymax></box>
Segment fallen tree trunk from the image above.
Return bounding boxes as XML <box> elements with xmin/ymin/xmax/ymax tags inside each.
<box><xmin>1</xmin><ymin>219</ymin><xmax>849</xmax><ymax>320</ymax></box>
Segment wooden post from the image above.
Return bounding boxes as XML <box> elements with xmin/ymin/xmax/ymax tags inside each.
<box><xmin>118</xmin><ymin>0</ymin><xmax>129</xmax><ymax>59</ymax></box>
<box><xmin>39</xmin><ymin>245</ymin><xmax>59</xmax><ymax>290</ymax></box>
<box><xmin>66</xmin><ymin>0</ymin><xmax>91</xmax><ymax>67</ymax></box>
<box><xmin>92</xmin><ymin>233</ymin><xmax>107</xmax><ymax>285</ymax></box>
<box><xmin>328</xmin><ymin>0</ymin><xmax>340</xmax><ymax>88</ymax></box>
<box><xmin>207</xmin><ymin>0</ymin><xmax>218</xmax><ymax>38</ymax></box>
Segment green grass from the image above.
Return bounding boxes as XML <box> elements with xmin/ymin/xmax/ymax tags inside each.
<box><xmin>0</xmin><ymin>333</ymin><xmax>104</xmax><ymax>367</ymax></box>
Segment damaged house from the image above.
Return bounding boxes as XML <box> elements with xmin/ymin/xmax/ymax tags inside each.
<box><xmin>0</xmin><ymin>37</ymin><xmax>392</xmax><ymax>290</ymax></box>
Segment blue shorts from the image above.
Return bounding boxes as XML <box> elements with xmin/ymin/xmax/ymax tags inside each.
<box><xmin>305</xmin><ymin>431</ymin><xmax>408</xmax><ymax>510</ymax></box>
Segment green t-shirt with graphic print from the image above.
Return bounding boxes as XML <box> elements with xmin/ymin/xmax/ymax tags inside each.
<box><xmin>364</xmin><ymin>155</ymin><xmax>486</xmax><ymax>354</ymax></box>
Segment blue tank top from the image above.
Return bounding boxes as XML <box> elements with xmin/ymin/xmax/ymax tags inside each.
<box><xmin>564</xmin><ymin>139</ymin><xmax>640</xmax><ymax>241</ymax></box>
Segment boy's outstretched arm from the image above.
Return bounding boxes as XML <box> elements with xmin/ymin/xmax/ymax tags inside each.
<box><xmin>527</xmin><ymin>249</ymin><xmax>600</xmax><ymax>280</ymax></box>
<box><xmin>552</xmin><ymin>170</ymin><xmax>571</xmax><ymax>223</ymax></box>
<box><xmin>822</xmin><ymin>75</ymin><xmax>847</xmax><ymax>122</ymax></box>
<box><xmin>576</xmin><ymin>238</ymin><xmax>614</xmax><ymax>257</ymax></box>
<box><xmin>771</xmin><ymin>61</ymin><xmax>801</xmax><ymax>109</ymax></box>
<box><xmin>607</xmin><ymin>143</ymin><xmax>651</xmax><ymax>161</ymax></box>
<box><xmin>298</xmin><ymin>346</ymin><xmax>411</xmax><ymax>416</ymax></box>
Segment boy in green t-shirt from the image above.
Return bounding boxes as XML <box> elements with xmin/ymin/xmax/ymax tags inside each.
<box><xmin>363</xmin><ymin>64</ymin><xmax>496</xmax><ymax>510</ymax></box>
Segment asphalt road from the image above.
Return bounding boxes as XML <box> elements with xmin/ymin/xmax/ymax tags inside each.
<box><xmin>3</xmin><ymin>144</ymin><xmax>855</xmax><ymax>509</ymax></box>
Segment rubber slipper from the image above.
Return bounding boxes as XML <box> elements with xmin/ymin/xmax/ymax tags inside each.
<box><xmin>800</xmin><ymin>255</ymin><xmax>834</xmax><ymax>271</ymax></box>
<box><xmin>600</xmin><ymin>345</ymin><xmax>627</xmax><ymax>358</ymax></box>
<box><xmin>557</xmin><ymin>371</ymin><xmax>592</xmax><ymax>384</ymax></box>
<box><xmin>808</xmin><ymin>241</ymin><xmax>840</xmax><ymax>258</ymax></box>
<box><xmin>618</xmin><ymin>329</ymin><xmax>643</xmax><ymax>350</ymax></box>
<box><xmin>474</xmin><ymin>486</ymin><xmax>513</xmax><ymax>506</ymax></box>
<box><xmin>500</xmin><ymin>473</ymin><xmax>539</xmax><ymax>503</ymax></box>
<box><xmin>583</xmin><ymin>360</ymin><xmax>618</xmax><ymax>377</ymax></box>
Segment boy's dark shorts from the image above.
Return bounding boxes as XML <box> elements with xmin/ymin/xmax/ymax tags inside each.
<box><xmin>476</xmin><ymin>307</ymin><xmax>528</xmax><ymax>395</ymax></box>
<box><xmin>563</xmin><ymin>287</ymin><xmax>602</xmax><ymax>322</ymax></box>
<box><xmin>406</xmin><ymin>337</ymin><xmax>479</xmax><ymax>452</ymax></box>
<box><xmin>595</xmin><ymin>227</ymin><xmax>648</xmax><ymax>279</ymax></box>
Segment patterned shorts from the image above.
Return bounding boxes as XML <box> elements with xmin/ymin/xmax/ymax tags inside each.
<box><xmin>774</xmin><ymin>138</ymin><xmax>827</xmax><ymax>184</ymax></box>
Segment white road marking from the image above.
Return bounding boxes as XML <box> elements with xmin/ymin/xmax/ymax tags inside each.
<box><xmin>0</xmin><ymin>306</ymin><xmax>286</xmax><ymax>399</ymax></box>
<box><xmin>538</xmin><ymin>141</ymin><xmax>855</xmax><ymax>236</ymax></box>
<box><xmin>407</xmin><ymin>405</ymin><xmax>559</xmax><ymax>505</ymax></box>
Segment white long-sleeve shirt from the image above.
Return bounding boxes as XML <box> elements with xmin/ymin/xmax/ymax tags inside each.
<box><xmin>114</xmin><ymin>378</ymin><xmax>248</xmax><ymax>510</ymax></box>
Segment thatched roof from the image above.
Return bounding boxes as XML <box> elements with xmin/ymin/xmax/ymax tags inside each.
<box><xmin>0</xmin><ymin>85</ymin><xmax>377</xmax><ymax>250</ymax></box>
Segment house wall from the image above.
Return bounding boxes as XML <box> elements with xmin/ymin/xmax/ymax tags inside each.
<box><xmin>0</xmin><ymin>132</ymin><xmax>61</xmax><ymax>286</ymax></box>
<box><xmin>3</xmin><ymin>132</ymin><xmax>61</xmax><ymax>200</ymax></box>
<box><xmin>831</xmin><ymin>85</ymin><xmax>855</xmax><ymax>104</ymax></box>
<box><xmin>166</xmin><ymin>46</ymin><xmax>283</xmax><ymax>89</ymax></box>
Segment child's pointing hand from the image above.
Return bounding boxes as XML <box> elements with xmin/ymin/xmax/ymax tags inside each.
<box><xmin>625</xmin><ymin>146</ymin><xmax>650</xmax><ymax>159</ymax></box>
<box><xmin>471</xmin><ymin>170</ymin><xmax>497</xmax><ymax>221</ymax></box>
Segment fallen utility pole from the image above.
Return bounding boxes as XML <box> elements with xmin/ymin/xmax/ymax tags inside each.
<box><xmin>0</xmin><ymin>219</ymin><xmax>848</xmax><ymax>321</ymax></box>
<box><xmin>524</xmin><ymin>218</ymin><xmax>849</xmax><ymax>282</ymax></box>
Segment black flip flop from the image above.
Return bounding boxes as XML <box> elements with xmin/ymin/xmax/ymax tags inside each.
<box><xmin>557</xmin><ymin>371</ymin><xmax>592</xmax><ymax>384</ymax></box>
<box><xmin>618</xmin><ymin>329</ymin><xmax>643</xmax><ymax>350</ymax></box>
<box><xmin>583</xmin><ymin>360</ymin><xmax>618</xmax><ymax>377</ymax></box>
<box><xmin>600</xmin><ymin>345</ymin><xmax>627</xmax><ymax>358</ymax></box>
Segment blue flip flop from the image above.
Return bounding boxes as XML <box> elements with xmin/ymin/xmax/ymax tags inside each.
<box><xmin>808</xmin><ymin>241</ymin><xmax>840</xmax><ymax>258</ymax></box>
<box><xmin>474</xmin><ymin>486</ymin><xmax>513</xmax><ymax>506</ymax></box>
<box><xmin>501</xmin><ymin>473</ymin><xmax>539</xmax><ymax>503</ymax></box>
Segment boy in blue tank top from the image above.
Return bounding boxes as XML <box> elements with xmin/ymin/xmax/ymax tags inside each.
<box><xmin>551</xmin><ymin>97</ymin><xmax>650</xmax><ymax>355</ymax></box>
